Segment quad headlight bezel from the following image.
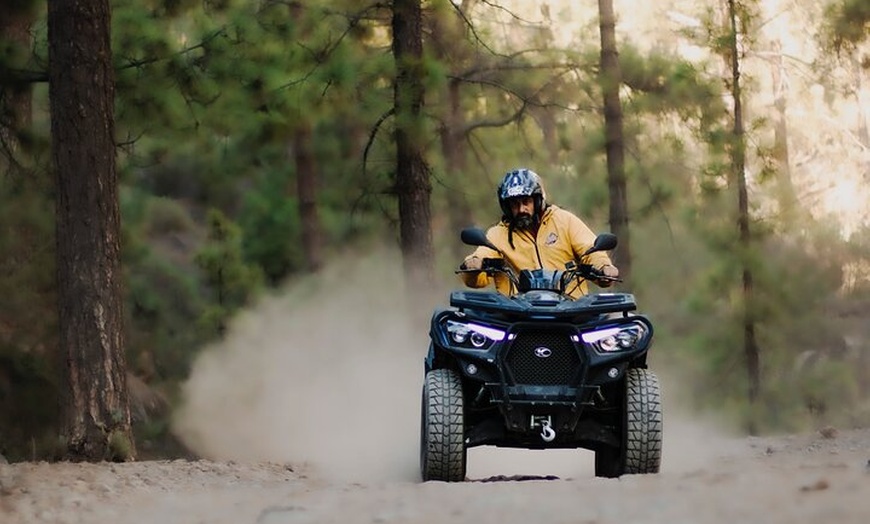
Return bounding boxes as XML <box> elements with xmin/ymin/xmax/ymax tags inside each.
<box><xmin>444</xmin><ymin>320</ymin><xmax>506</xmax><ymax>350</ymax></box>
<box><xmin>581</xmin><ymin>321</ymin><xmax>648</xmax><ymax>353</ymax></box>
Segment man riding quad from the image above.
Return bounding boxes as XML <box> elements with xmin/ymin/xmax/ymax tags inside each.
<box><xmin>459</xmin><ymin>168</ymin><xmax>619</xmax><ymax>298</ymax></box>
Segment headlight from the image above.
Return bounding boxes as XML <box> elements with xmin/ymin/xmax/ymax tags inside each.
<box><xmin>581</xmin><ymin>323</ymin><xmax>647</xmax><ymax>353</ymax></box>
<box><xmin>445</xmin><ymin>320</ymin><xmax>505</xmax><ymax>350</ymax></box>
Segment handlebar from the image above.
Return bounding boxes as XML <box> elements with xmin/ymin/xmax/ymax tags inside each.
<box><xmin>456</xmin><ymin>259</ymin><xmax>622</xmax><ymax>293</ymax></box>
<box><xmin>577</xmin><ymin>263</ymin><xmax>622</xmax><ymax>283</ymax></box>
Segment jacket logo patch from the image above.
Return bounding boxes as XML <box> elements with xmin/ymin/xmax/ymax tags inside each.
<box><xmin>545</xmin><ymin>232</ymin><xmax>558</xmax><ymax>245</ymax></box>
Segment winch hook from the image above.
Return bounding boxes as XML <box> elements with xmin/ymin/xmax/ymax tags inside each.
<box><xmin>540</xmin><ymin>419</ymin><xmax>556</xmax><ymax>442</ymax></box>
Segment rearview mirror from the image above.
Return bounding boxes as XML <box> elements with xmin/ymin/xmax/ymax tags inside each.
<box><xmin>460</xmin><ymin>227</ymin><xmax>499</xmax><ymax>252</ymax></box>
<box><xmin>582</xmin><ymin>233</ymin><xmax>618</xmax><ymax>256</ymax></box>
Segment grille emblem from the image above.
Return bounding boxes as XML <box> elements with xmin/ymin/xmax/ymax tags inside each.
<box><xmin>533</xmin><ymin>346</ymin><xmax>553</xmax><ymax>358</ymax></box>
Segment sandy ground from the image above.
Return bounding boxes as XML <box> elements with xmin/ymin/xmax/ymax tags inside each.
<box><xmin>3</xmin><ymin>253</ymin><xmax>868</xmax><ymax>524</ymax></box>
<box><xmin>2</xmin><ymin>426</ymin><xmax>869</xmax><ymax>524</ymax></box>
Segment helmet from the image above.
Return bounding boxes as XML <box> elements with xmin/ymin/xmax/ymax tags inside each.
<box><xmin>497</xmin><ymin>168</ymin><xmax>546</xmax><ymax>220</ymax></box>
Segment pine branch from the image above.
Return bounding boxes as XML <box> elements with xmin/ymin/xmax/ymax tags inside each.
<box><xmin>116</xmin><ymin>28</ymin><xmax>228</xmax><ymax>72</ymax></box>
<box><xmin>362</xmin><ymin>108</ymin><xmax>395</xmax><ymax>180</ymax></box>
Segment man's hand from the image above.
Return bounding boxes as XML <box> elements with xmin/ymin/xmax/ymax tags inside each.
<box><xmin>597</xmin><ymin>264</ymin><xmax>619</xmax><ymax>287</ymax></box>
<box><xmin>460</xmin><ymin>256</ymin><xmax>482</xmax><ymax>271</ymax></box>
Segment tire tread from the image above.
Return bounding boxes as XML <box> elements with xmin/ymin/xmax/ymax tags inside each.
<box><xmin>421</xmin><ymin>369</ymin><xmax>466</xmax><ymax>481</ymax></box>
<box><xmin>624</xmin><ymin>368</ymin><xmax>662</xmax><ymax>474</ymax></box>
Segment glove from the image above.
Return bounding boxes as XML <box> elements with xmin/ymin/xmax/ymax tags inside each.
<box><xmin>460</xmin><ymin>256</ymin><xmax>482</xmax><ymax>271</ymax></box>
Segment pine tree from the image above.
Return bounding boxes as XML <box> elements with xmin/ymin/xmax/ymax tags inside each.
<box><xmin>49</xmin><ymin>0</ymin><xmax>135</xmax><ymax>461</ymax></box>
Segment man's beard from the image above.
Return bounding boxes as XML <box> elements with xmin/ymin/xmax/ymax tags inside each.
<box><xmin>513</xmin><ymin>213</ymin><xmax>534</xmax><ymax>230</ymax></box>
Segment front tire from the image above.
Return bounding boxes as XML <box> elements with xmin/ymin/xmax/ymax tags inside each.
<box><xmin>595</xmin><ymin>368</ymin><xmax>662</xmax><ymax>478</ymax></box>
<box><xmin>420</xmin><ymin>368</ymin><xmax>466</xmax><ymax>482</ymax></box>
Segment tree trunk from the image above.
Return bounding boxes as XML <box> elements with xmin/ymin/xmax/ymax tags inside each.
<box><xmin>48</xmin><ymin>0</ymin><xmax>135</xmax><ymax>461</ymax></box>
<box><xmin>292</xmin><ymin>123</ymin><xmax>323</xmax><ymax>273</ymax></box>
<box><xmin>392</xmin><ymin>0</ymin><xmax>434</xmax><ymax>294</ymax></box>
<box><xmin>428</xmin><ymin>2</ymin><xmax>474</xmax><ymax>259</ymax></box>
<box><xmin>851</xmin><ymin>56</ymin><xmax>869</xmax><ymax>149</ymax></box>
<box><xmin>597</xmin><ymin>0</ymin><xmax>632</xmax><ymax>288</ymax></box>
<box><xmin>288</xmin><ymin>1</ymin><xmax>323</xmax><ymax>273</ymax></box>
<box><xmin>727</xmin><ymin>0</ymin><xmax>761</xmax><ymax>432</ymax></box>
<box><xmin>770</xmin><ymin>40</ymin><xmax>797</xmax><ymax>222</ymax></box>
<box><xmin>439</xmin><ymin>79</ymin><xmax>474</xmax><ymax>259</ymax></box>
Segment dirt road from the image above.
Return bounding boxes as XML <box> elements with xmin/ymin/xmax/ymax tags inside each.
<box><xmin>3</xmin><ymin>256</ymin><xmax>867</xmax><ymax>523</ymax></box>
<box><xmin>2</xmin><ymin>425</ymin><xmax>869</xmax><ymax>524</ymax></box>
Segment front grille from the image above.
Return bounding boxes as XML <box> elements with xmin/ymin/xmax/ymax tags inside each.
<box><xmin>505</xmin><ymin>330</ymin><xmax>581</xmax><ymax>385</ymax></box>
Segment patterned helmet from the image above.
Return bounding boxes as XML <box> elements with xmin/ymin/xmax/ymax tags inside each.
<box><xmin>497</xmin><ymin>168</ymin><xmax>546</xmax><ymax>219</ymax></box>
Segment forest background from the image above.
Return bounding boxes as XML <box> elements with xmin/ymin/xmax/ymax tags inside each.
<box><xmin>0</xmin><ymin>0</ymin><xmax>868</xmax><ymax>461</ymax></box>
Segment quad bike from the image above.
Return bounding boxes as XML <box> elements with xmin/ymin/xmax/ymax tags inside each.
<box><xmin>420</xmin><ymin>228</ymin><xmax>662</xmax><ymax>482</ymax></box>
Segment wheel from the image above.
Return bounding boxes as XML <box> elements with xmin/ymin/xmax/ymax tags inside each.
<box><xmin>594</xmin><ymin>368</ymin><xmax>662</xmax><ymax>478</ymax></box>
<box><xmin>624</xmin><ymin>368</ymin><xmax>663</xmax><ymax>474</ymax></box>
<box><xmin>420</xmin><ymin>368</ymin><xmax>466</xmax><ymax>482</ymax></box>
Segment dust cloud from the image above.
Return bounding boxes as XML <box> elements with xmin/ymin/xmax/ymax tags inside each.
<box><xmin>173</xmin><ymin>247</ymin><xmax>740</xmax><ymax>483</ymax></box>
<box><xmin>172</xmin><ymin>248</ymin><xmax>426</xmax><ymax>483</ymax></box>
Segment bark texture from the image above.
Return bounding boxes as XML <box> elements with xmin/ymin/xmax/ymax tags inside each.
<box><xmin>392</xmin><ymin>0</ymin><xmax>435</xmax><ymax>293</ymax></box>
<box><xmin>48</xmin><ymin>0</ymin><xmax>135</xmax><ymax>461</ymax></box>
<box><xmin>598</xmin><ymin>0</ymin><xmax>632</xmax><ymax>287</ymax></box>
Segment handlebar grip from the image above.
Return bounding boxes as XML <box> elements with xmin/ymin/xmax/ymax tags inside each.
<box><xmin>578</xmin><ymin>263</ymin><xmax>598</xmax><ymax>277</ymax></box>
<box><xmin>578</xmin><ymin>263</ymin><xmax>622</xmax><ymax>284</ymax></box>
<box><xmin>458</xmin><ymin>257</ymin><xmax>504</xmax><ymax>273</ymax></box>
<box><xmin>482</xmin><ymin>258</ymin><xmax>506</xmax><ymax>270</ymax></box>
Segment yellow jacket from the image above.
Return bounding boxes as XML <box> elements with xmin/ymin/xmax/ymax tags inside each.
<box><xmin>461</xmin><ymin>205</ymin><xmax>613</xmax><ymax>298</ymax></box>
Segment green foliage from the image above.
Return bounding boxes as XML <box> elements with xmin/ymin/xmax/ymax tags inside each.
<box><xmin>237</xmin><ymin>168</ymin><xmax>303</xmax><ymax>284</ymax></box>
<box><xmin>620</xmin><ymin>45</ymin><xmax>725</xmax><ymax>126</ymax></box>
<box><xmin>821</xmin><ymin>0</ymin><xmax>870</xmax><ymax>52</ymax></box>
<box><xmin>195</xmin><ymin>208</ymin><xmax>264</xmax><ymax>334</ymax></box>
<box><xmin>5</xmin><ymin>0</ymin><xmax>869</xmax><ymax>461</ymax></box>
<box><xmin>0</xmin><ymin>176</ymin><xmax>56</xmax><ymax>354</ymax></box>
<box><xmin>107</xmin><ymin>429</ymin><xmax>135</xmax><ymax>462</ymax></box>
<box><xmin>120</xmin><ymin>186</ymin><xmax>213</xmax><ymax>383</ymax></box>
<box><xmin>126</xmin><ymin>251</ymin><xmax>209</xmax><ymax>381</ymax></box>
<box><xmin>674</xmin><ymin>191</ymin><xmax>864</xmax><ymax>430</ymax></box>
<box><xmin>142</xmin><ymin>196</ymin><xmax>198</xmax><ymax>236</ymax></box>
<box><xmin>0</xmin><ymin>347</ymin><xmax>60</xmax><ymax>461</ymax></box>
